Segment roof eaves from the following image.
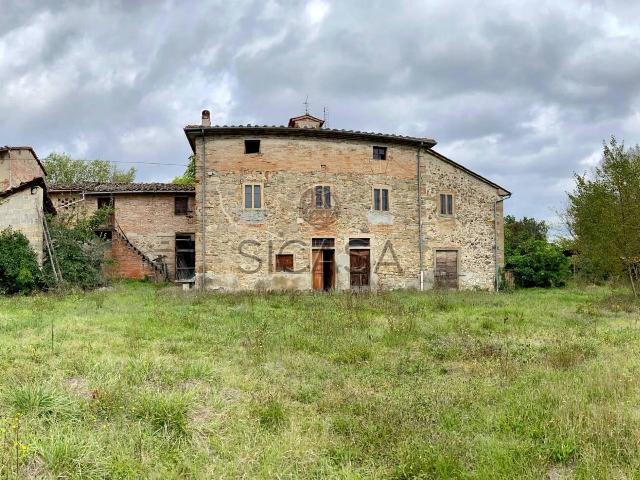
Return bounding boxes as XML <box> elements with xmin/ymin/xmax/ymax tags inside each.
<box><xmin>183</xmin><ymin>125</ymin><xmax>437</xmax><ymax>152</ymax></box>
<box><xmin>427</xmin><ymin>149</ymin><xmax>511</xmax><ymax>195</ymax></box>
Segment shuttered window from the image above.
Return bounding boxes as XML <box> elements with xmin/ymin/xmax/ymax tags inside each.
<box><xmin>174</xmin><ymin>196</ymin><xmax>189</xmax><ymax>215</ymax></box>
<box><xmin>275</xmin><ymin>254</ymin><xmax>294</xmax><ymax>272</ymax></box>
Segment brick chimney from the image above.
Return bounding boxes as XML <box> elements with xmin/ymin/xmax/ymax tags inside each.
<box><xmin>201</xmin><ymin>110</ymin><xmax>211</xmax><ymax>127</ymax></box>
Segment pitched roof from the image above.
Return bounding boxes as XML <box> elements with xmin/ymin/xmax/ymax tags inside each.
<box><xmin>184</xmin><ymin>124</ymin><xmax>437</xmax><ymax>152</ymax></box>
<box><xmin>0</xmin><ymin>146</ymin><xmax>47</xmax><ymax>176</ymax></box>
<box><xmin>427</xmin><ymin>149</ymin><xmax>511</xmax><ymax>195</ymax></box>
<box><xmin>288</xmin><ymin>113</ymin><xmax>325</xmax><ymax>128</ymax></box>
<box><xmin>48</xmin><ymin>182</ymin><xmax>195</xmax><ymax>194</ymax></box>
<box><xmin>0</xmin><ymin>177</ymin><xmax>56</xmax><ymax>214</ymax></box>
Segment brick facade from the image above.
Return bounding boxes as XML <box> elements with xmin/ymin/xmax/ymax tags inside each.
<box><xmin>0</xmin><ymin>147</ymin><xmax>45</xmax><ymax>191</ymax></box>
<box><xmin>49</xmin><ymin>186</ymin><xmax>196</xmax><ymax>280</ymax></box>
<box><xmin>185</xmin><ymin>118</ymin><xmax>509</xmax><ymax>292</ymax></box>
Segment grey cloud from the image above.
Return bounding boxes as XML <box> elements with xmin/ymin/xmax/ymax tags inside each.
<box><xmin>2</xmin><ymin>0</ymin><xmax>640</xmax><ymax>228</ymax></box>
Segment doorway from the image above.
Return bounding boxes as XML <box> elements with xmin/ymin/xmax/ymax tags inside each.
<box><xmin>311</xmin><ymin>238</ymin><xmax>335</xmax><ymax>291</ymax></box>
<box><xmin>435</xmin><ymin>250</ymin><xmax>459</xmax><ymax>290</ymax></box>
<box><xmin>349</xmin><ymin>249</ymin><xmax>370</xmax><ymax>291</ymax></box>
<box><xmin>175</xmin><ymin>233</ymin><xmax>196</xmax><ymax>280</ymax></box>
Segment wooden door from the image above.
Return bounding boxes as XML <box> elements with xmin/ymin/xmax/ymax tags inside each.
<box><xmin>350</xmin><ymin>249</ymin><xmax>370</xmax><ymax>291</ymax></box>
<box><xmin>312</xmin><ymin>249</ymin><xmax>323</xmax><ymax>290</ymax></box>
<box><xmin>435</xmin><ymin>250</ymin><xmax>458</xmax><ymax>290</ymax></box>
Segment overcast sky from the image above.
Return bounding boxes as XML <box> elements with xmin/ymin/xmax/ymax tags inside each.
<box><xmin>2</xmin><ymin>0</ymin><xmax>639</xmax><ymax>228</ymax></box>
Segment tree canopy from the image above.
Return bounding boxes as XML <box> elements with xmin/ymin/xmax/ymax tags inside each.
<box><xmin>567</xmin><ymin>136</ymin><xmax>640</xmax><ymax>281</ymax></box>
<box><xmin>172</xmin><ymin>154</ymin><xmax>196</xmax><ymax>185</ymax></box>
<box><xmin>43</xmin><ymin>153</ymin><xmax>136</xmax><ymax>184</ymax></box>
<box><xmin>504</xmin><ymin>215</ymin><xmax>549</xmax><ymax>256</ymax></box>
<box><xmin>504</xmin><ymin>215</ymin><xmax>570</xmax><ymax>288</ymax></box>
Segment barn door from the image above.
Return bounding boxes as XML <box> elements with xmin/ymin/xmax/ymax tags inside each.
<box><xmin>435</xmin><ymin>250</ymin><xmax>458</xmax><ymax>290</ymax></box>
<box><xmin>349</xmin><ymin>249</ymin><xmax>370</xmax><ymax>291</ymax></box>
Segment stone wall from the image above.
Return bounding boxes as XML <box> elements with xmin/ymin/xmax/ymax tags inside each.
<box><xmin>193</xmin><ymin>134</ymin><xmax>506</xmax><ymax>291</ymax></box>
<box><xmin>0</xmin><ymin>186</ymin><xmax>45</xmax><ymax>264</ymax></box>
<box><xmin>49</xmin><ymin>191</ymin><xmax>196</xmax><ymax>279</ymax></box>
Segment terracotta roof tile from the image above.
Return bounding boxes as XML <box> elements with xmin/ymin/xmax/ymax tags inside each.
<box><xmin>48</xmin><ymin>182</ymin><xmax>195</xmax><ymax>193</ymax></box>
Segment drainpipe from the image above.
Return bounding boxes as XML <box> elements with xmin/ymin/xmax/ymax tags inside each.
<box><xmin>417</xmin><ymin>141</ymin><xmax>425</xmax><ymax>291</ymax></box>
<box><xmin>493</xmin><ymin>192</ymin><xmax>511</xmax><ymax>291</ymax></box>
<box><xmin>7</xmin><ymin>148</ymin><xmax>12</xmax><ymax>188</ymax></box>
<box><xmin>200</xmin><ymin>128</ymin><xmax>207</xmax><ymax>291</ymax></box>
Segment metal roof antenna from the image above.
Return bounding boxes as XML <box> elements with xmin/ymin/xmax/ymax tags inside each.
<box><xmin>304</xmin><ymin>95</ymin><xmax>310</xmax><ymax>114</ymax></box>
<box><xmin>323</xmin><ymin>106</ymin><xmax>328</xmax><ymax>128</ymax></box>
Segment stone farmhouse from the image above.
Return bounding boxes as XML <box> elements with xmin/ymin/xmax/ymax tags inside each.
<box><xmin>48</xmin><ymin>183</ymin><xmax>196</xmax><ymax>281</ymax></box>
<box><xmin>183</xmin><ymin>111</ymin><xmax>510</xmax><ymax>292</ymax></box>
<box><xmin>0</xmin><ymin>147</ymin><xmax>55</xmax><ymax>264</ymax></box>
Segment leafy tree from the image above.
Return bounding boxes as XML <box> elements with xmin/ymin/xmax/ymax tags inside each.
<box><xmin>504</xmin><ymin>215</ymin><xmax>549</xmax><ymax>256</ymax></box>
<box><xmin>43</xmin><ymin>153</ymin><xmax>136</xmax><ymax>184</ymax></box>
<box><xmin>0</xmin><ymin>228</ymin><xmax>43</xmax><ymax>294</ymax></box>
<box><xmin>566</xmin><ymin>136</ymin><xmax>640</xmax><ymax>281</ymax></box>
<box><xmin>172</xmin><ymin>154</ymin><xmax>196</xmax><ymax>185</ymax></box>
<box><xmin>504</xmin><ymin>216</ymin><xmax>571</xmax><ymax>288</ymax></box>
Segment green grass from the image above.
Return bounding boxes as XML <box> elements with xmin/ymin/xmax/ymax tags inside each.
<box><xmin>0</xmin><ymin>282</ymin><xmax>639</xmax><ymax>478</ymax></box>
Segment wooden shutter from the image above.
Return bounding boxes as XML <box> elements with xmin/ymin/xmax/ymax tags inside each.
<box><xmin>275</xmin><ymin>254</ymin><xmax>294</xmax><ymax>272</ymax></box>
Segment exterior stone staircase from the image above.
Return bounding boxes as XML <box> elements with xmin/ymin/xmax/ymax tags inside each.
<box><xmin>106</xmin><ymin>225</ymin><xmax>164</xmax><ymax>281</ymax></box>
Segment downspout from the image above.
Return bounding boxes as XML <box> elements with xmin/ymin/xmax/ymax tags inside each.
<box><xmin>417</xmin><ymin>141</ymin><xmax>425</xmax><ymax>291</ymax></box>
<box><xmin>7</xmin><ymin>148</ymin><xmax>12</xmax><ymax>188</ymax></box>
<box><xmin>493</xmin><ymin>192</ymin><xmax>511</xmax><ymax>291</ymax></box>
<box><xmin>200</xmin><ymin>128</ymin><xmax>207</xmax><ymax>291</ymax></box>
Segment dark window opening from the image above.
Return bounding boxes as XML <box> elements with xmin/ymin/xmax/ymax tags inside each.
<box><xmin>373</xmin><ymin>188</ymin><xmax>389</xmax><ymax>211</ymax></box>
<box><xmin>97</xmin><ymin>196</ymin><xmax>114</xmax><ymax>209</ymax></box>
<box><xmin>95</xmin><ymin>229</ymin><xmax>112</xmax><ymax>241</ymax></box>
<box><xmin>315</xmin><ymin>185</ymin><xmax>331</xmax><ymax>209</ymax></box>
<box><xmin>175</xmin><ymin>233</ymin><xmax>196</xmax><ymax>280</ymax></box>
<box><xmin>349</xmin><ymin>238</ymin><xmax>370</xmax><ymax>248</ymax></box>
<box><xmin>440</xmin><ymin>194</ymin><xmax>454</xmax><ymax>215</ymax></box>
<box><xmin>373</xmin><ymin>146</ymin><xmax>387</xmax><ymax>160</ymax></box>
<box><xmin>275</xmin><ymin>254</ymin><xmax>294</xmax><ymax>272</ymax></box>
<box><xmin>312</xmin><ymin>238</ymin><xmax>335</xmax><ymax>248</ymax></box>
<box><xmin>174</xmin><ymin>196</ymin><xmax>189</xmax><ymax>215</ymax></box>
<box><xmin>244</xmin><ymin>184</ymin><xmax>262</xmax><ymax>209</ymax></box>
<box><xmin>96</xmin><ymin>196</ymin><xmax>114</xmax><ymax>226</ymax></box>
<box><xmin>244</xmin><ymin>139</ymin><xmax>261</xmax><ymax>154</ymax></box>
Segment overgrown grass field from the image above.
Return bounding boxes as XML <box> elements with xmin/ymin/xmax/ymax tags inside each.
<box><xmin>0</xmin><ymin>283</ymin><xmax>639</xmax><ymax>479</ymax></box>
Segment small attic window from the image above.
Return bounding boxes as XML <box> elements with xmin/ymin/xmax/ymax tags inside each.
<box><xmin>244</xmin><ymin>139</ymin><xmax>260</xmax><ymax>154</ymax></box>
<box><xmin>373</xmin><ymin>146</ymin><xmax>387</xmax><ymax>160</ymax></box>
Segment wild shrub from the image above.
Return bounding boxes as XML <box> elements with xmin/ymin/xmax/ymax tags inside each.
<box><xmin>507</xmin><ymin>240</ymin><xmax>571</xmax><ymax>288</ymax></box>
<box><xmin>44</xmin><ymin>208</ymin><xmax>112</xmax><ymax>290</ymax></box>
<box><xmin>0</xmin><ymin>228</ymin><xmax>43</xmax><ymax>294</ymax></box>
